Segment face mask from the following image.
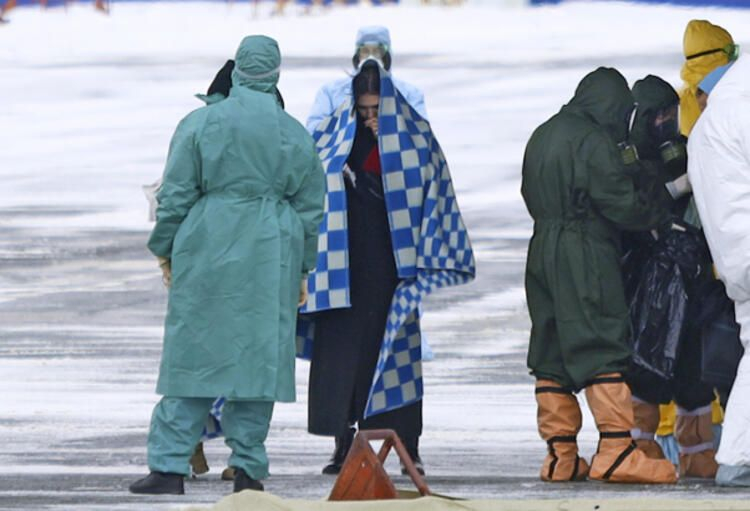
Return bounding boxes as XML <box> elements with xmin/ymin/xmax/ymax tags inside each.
<box><xmin>357</xmin><ymin>44</ymin><xmax>387</xmax><ymax>63</ymax></box>
<box><xmin>649</xmin><ymin>105</ymin><xmax>679</xmax><ymax>145</ymax></box>
<box><xmin>652</xmin><ymin>118</ymin><xmax>679</xmax><ymax>144</ymax></box>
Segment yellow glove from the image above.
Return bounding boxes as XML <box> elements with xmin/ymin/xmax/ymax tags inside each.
<box><xmin>157</xmin><ymin>257</ymin><xmax>171</xmax><ymax>288</ymax></box>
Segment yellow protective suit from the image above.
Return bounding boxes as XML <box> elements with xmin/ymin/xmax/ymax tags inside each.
<box><xmin>678</xmin><ymin>19</ymin><xmax>735</xmax><ymax>136</ymax></box>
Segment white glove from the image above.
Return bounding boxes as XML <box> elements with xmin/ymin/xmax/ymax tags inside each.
<box><xmin>665</xmin><ymin>173</ymin><xmax>692</xmax><ymax>199</ymax></box>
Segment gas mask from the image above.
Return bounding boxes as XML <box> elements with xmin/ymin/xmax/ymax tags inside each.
<box><xmin>619</xmin><ymin>141</ymin><xmax>640</xmax><ymax>166</ymax></box>
<box><xmin>649</xmin><ymin>104</ymin><xmax>679</xmax><ymax>147</ymax></box>
<box><xmin>353</xmin><ymin>44</ymin><xmax>391</xmax><ymax>70</ymax></box>
<box><xmin>660</xmin><ymin>139</ymin><xmax>686</xmax><ymax>165</ymax></box>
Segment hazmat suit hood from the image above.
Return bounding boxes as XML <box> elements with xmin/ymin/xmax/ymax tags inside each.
<box><xmin>630</xmin><ymin>75</ymin><xmax>680</xmax><ymax>159</ymax></box>
<box><xmin>355</xmin><ymin>26</ymin><xmax>391</xmax><ymax>49</ymax></box>
<box><xmin>679</xmin><ymin>20</ymin><xmax>735</xmax><ymax>135</ymax></box>
<box><xmin>231</xmin><ymin>35</ymin><xmax>280</xmax><ymax>95</ymax></box>
<box><xmin>563</xmin><ymin>67</ymin><xmax>635</xmax><ymax>143</ymax></box>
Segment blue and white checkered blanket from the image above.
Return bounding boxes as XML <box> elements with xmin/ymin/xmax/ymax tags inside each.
<box><xmin>298</xmin><ymin>66</ymin><xmax>475</xmax><ymax>419</ymax></box>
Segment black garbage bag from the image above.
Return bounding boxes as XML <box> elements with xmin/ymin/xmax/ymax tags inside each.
<box><xmin>697</xmin><ymin>280</ymin><xmax>743</xmax><ymax>394</ymax></box>
<box><xmin>627</xmin><ymin>227</ymin><xmax>705</xmax><ymax>380</ymax></box>
<box><xmin>621</xmin><ymin>232</ymin><xmax>655</xmax><ymax>301</ymax></box>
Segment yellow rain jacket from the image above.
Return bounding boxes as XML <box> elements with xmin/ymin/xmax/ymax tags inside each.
<box><xmin>679</xmin><ymin>19</ymin><xmax>734</xmax><ymax>136</ymax></box>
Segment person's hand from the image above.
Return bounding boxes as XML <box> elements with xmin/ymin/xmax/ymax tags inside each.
<box><xmin>298</xmin><ymin>278</ymin><xmax>309</xmax><ymax>307</ymax></box>
<box><xmin>665</xmin><ymin>173</ymin><xmax>692</xmax><ymax>199</ymax></box>
<box><xmin>158</xmin><ymin>257</ymin><xmax>172</xmax><ymax>288</ymax></box>
<box><xmin>364</xmin><ymin>117</ymin><xmax>378</xmax><ymax>137</ymax></box>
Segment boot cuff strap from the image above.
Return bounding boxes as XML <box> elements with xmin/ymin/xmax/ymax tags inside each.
<box><xmin>631</xmin><ymin>428</ymin><xmax>655</xmax><ymax>441</ymax></box>
<box><xmin>535</xmin><ymin>386</ymin><xmax>573</xmax><ymax>395</ymax></box>
<box><xmin>547</xmin><ymin>435</ymin><xmax>577</xmax><ymax>446</ymax></box>
<box><xmin>678</xmin><ymin>442</ymin><xmax>714</xmax><ymax>455</ymax></box>
<box><xmin>600</xmin><ymin>431</ymin><xmax>632</xmax><ymax>439</ymax></box>
<box><xmin>586</xmin><ymin>375</ymin><xmax>625</xmax><ymax>386</ymax></box>
<box><xmin>676</xmin><ymin>404</ymin><xmax>713</xmax><ymax>417</ymax></box>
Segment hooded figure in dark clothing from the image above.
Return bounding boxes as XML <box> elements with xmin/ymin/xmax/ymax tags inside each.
<box><xmin>522</xmin><ymin>67</ymin><xmax>677</xmax><ymax>484</ymax></box>
<box><xmin>624</xmin><ymin>75</ymin><xmax>719</xmax><ymax>479</ymax></box>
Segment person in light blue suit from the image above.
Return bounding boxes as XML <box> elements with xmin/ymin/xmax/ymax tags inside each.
<box><xmin>305</xmin><ymin>25</ymin><xmax>427</xmax><ymax>133</ymax></box>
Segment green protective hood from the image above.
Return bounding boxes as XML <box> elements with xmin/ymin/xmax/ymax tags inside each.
<box><xmin>231</xmin><ymin>35</ymin><xmax>281</xmax><ymax>94</ymax></box>
<box><xmin>630</xmin><ymin>75</ymin><xmax>679</xmax><ymax>158</ymax></box>
<box><xmin>564</xmin><ymin>67</ymin><xmax>635</xmax><ymax>143</ymax></box>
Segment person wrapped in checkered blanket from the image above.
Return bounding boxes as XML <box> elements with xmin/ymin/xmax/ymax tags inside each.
<box><xmin>298</xmin><ymin>59</ymin><xmax>475</xmax><ymax>475</ymax></box>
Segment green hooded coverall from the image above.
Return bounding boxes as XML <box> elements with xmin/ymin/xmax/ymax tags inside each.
<box><xmin>144</xmin><ymin>35</ymin><xmax>325</xmax><ymax>479</ymax></box>
<box><xmin>522</xmin><ymin>67</ymin><xmax>670</xmax><ymax>390</ymax></box>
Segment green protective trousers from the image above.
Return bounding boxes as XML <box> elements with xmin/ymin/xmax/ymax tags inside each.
<box><xmin>147</xmin><ymin>397</ymin><xmax>274</xmax><ymax>479</ymax></box>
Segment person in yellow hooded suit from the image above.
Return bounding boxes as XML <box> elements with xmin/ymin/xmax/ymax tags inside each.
<box><xmin>654</xmin><ymin>18</ymin><xmax>739</xmax><ymax>477</ymax></box>
<box><xmin>678</xmin><ymin>19</ymin><xmax>738</xmax><ymax>137</ymax></box>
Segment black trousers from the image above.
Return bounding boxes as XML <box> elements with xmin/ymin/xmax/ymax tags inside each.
<box><xmin>307</xmin><ymin>170</ymin><xmax>422</xmax><ymax>446</ymax></box>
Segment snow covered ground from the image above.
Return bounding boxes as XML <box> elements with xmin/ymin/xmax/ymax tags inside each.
<box><xmin>2</xmin><ymin>1</ymin><xmax>750</xmax><ymax>509</ymax></box>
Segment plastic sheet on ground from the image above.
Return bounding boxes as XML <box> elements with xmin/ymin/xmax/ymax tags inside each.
<box><xmin>183</xmin><ymin>490</ymin><xmax>750</xmax><ymax>511</ymax></box>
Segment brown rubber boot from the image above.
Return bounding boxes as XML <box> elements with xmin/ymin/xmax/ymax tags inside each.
<box><xmin>535</xmin><ymin>379</ymin><xmax>589</xmax><ymax>482</ymax></box>
<box><xmin>675</xmin><ymin>405</ymin><xmax>718</xmax><ymax>478</ymax></box>
<box><xmin>585</xmin><ymin>374</ymin><xmax>677</xmax><ymax>484</ymax></box>
<box><xmin>631</xmin><ymin>398</ymin><xmax>666</xmax><ymax>460</ymax></box>
<box><xmin>189</xmin><ymin>441</ymin><xmax>209</xmax><ymax>476</ymax></box>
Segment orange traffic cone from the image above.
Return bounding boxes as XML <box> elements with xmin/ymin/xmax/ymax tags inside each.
<box><xmin>329</xmin><ymin>429</ymin><xmax>430</xmax><ymax>501</ymax></box>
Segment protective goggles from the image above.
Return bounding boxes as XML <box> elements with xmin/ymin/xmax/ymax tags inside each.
<box><xmin>686</xmin><ymin>43</ymin><xmax>740</xmax><ymax>62</ymax></box>
<box><xmin>357</xmin><ymin>43</ymin><xmax>388</xmax><ymax>60</ymax></box>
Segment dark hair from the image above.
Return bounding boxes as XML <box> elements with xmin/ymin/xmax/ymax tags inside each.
<box><xmin>206</xmin><ymin>59</ymin><xmax>285</xmax><ymax>109</ymax></box>
<box><xmin>207</xmin><ymin>60</ymin><xmax>234</xmax><ymax>97</ymax></box>
<box><xmin>352</xmin><ymin>61</ymin><xmax>380</xmax><ymax>100</ymax></box>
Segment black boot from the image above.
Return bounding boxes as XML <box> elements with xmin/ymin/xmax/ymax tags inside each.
<box><xmin>129</xmin><ymin>471</ymin><xmax>184</xmax><ymax>495</ymax></box>
<box><xmin>322</xmin><ymin>427</ymin><xmax>355</xmax><ymax>475</ymax></box>
<box><xmin>233</xmin><ymin>468</ymin><xmax>264</xmax><ymax>492</ymax></box>
<box><xmin>400</xmin><ymin>438</ymin><xmax>425</xmax><ymax>476</ymax></box>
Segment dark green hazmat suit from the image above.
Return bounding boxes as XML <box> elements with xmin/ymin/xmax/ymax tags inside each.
<box><xmin>629</xmin><ymin>75</ymin><xmax>688</xmax><ymax>215</ymax></box>
<box><xmin>522</xmin><ymin>67</ymin><xmax>670</xmax><ymax>390</ymax></box>
<box><xmin>625</xmin><ymin>75</ymin><xmax>716</xmax><ymax>411</ymax></box>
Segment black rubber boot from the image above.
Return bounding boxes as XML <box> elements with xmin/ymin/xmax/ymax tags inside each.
<box><xmin>400</xmin><ymin>437</ymin><xmax>425</xmax><ymax>476</ymax></box>
<box><xmin>233</xmin><ymin>468</ymin><xmax>264</xmax><ymax>492</ymax></box>
<box><xmin>322</xmin><ymin>427</ymin><xmax>356</xmax><ymax>475</ymax></box>
<box><xmin>129</xmin><ymin>471</ymin><xmax>184</xmax><ymax>495</ymax></box>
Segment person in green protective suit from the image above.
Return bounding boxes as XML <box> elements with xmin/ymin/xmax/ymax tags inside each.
<box><xmin>624</xmin><ymin>75</ymin><xmax>720</xmax><ymax>479</ymax></box>
<box><xmin>522</xmin><ymin>67</ymin><xmax>677</xmax><ymax>484</ymax></box>
<box><xmin>129</xmin><ymin>35</ymin><xmax>325</xmax><ymax>496</ymax></box>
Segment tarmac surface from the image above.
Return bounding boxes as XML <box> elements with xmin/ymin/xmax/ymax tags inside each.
<box><xmin>4</xmin><ymin>9</ymin><xmax>750</xmax><ymax>507</ymax></box>
<box><xmin>4</xmin><ymin>206</ymin><xmax>750</xmax><ymax>511</ymax></box>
